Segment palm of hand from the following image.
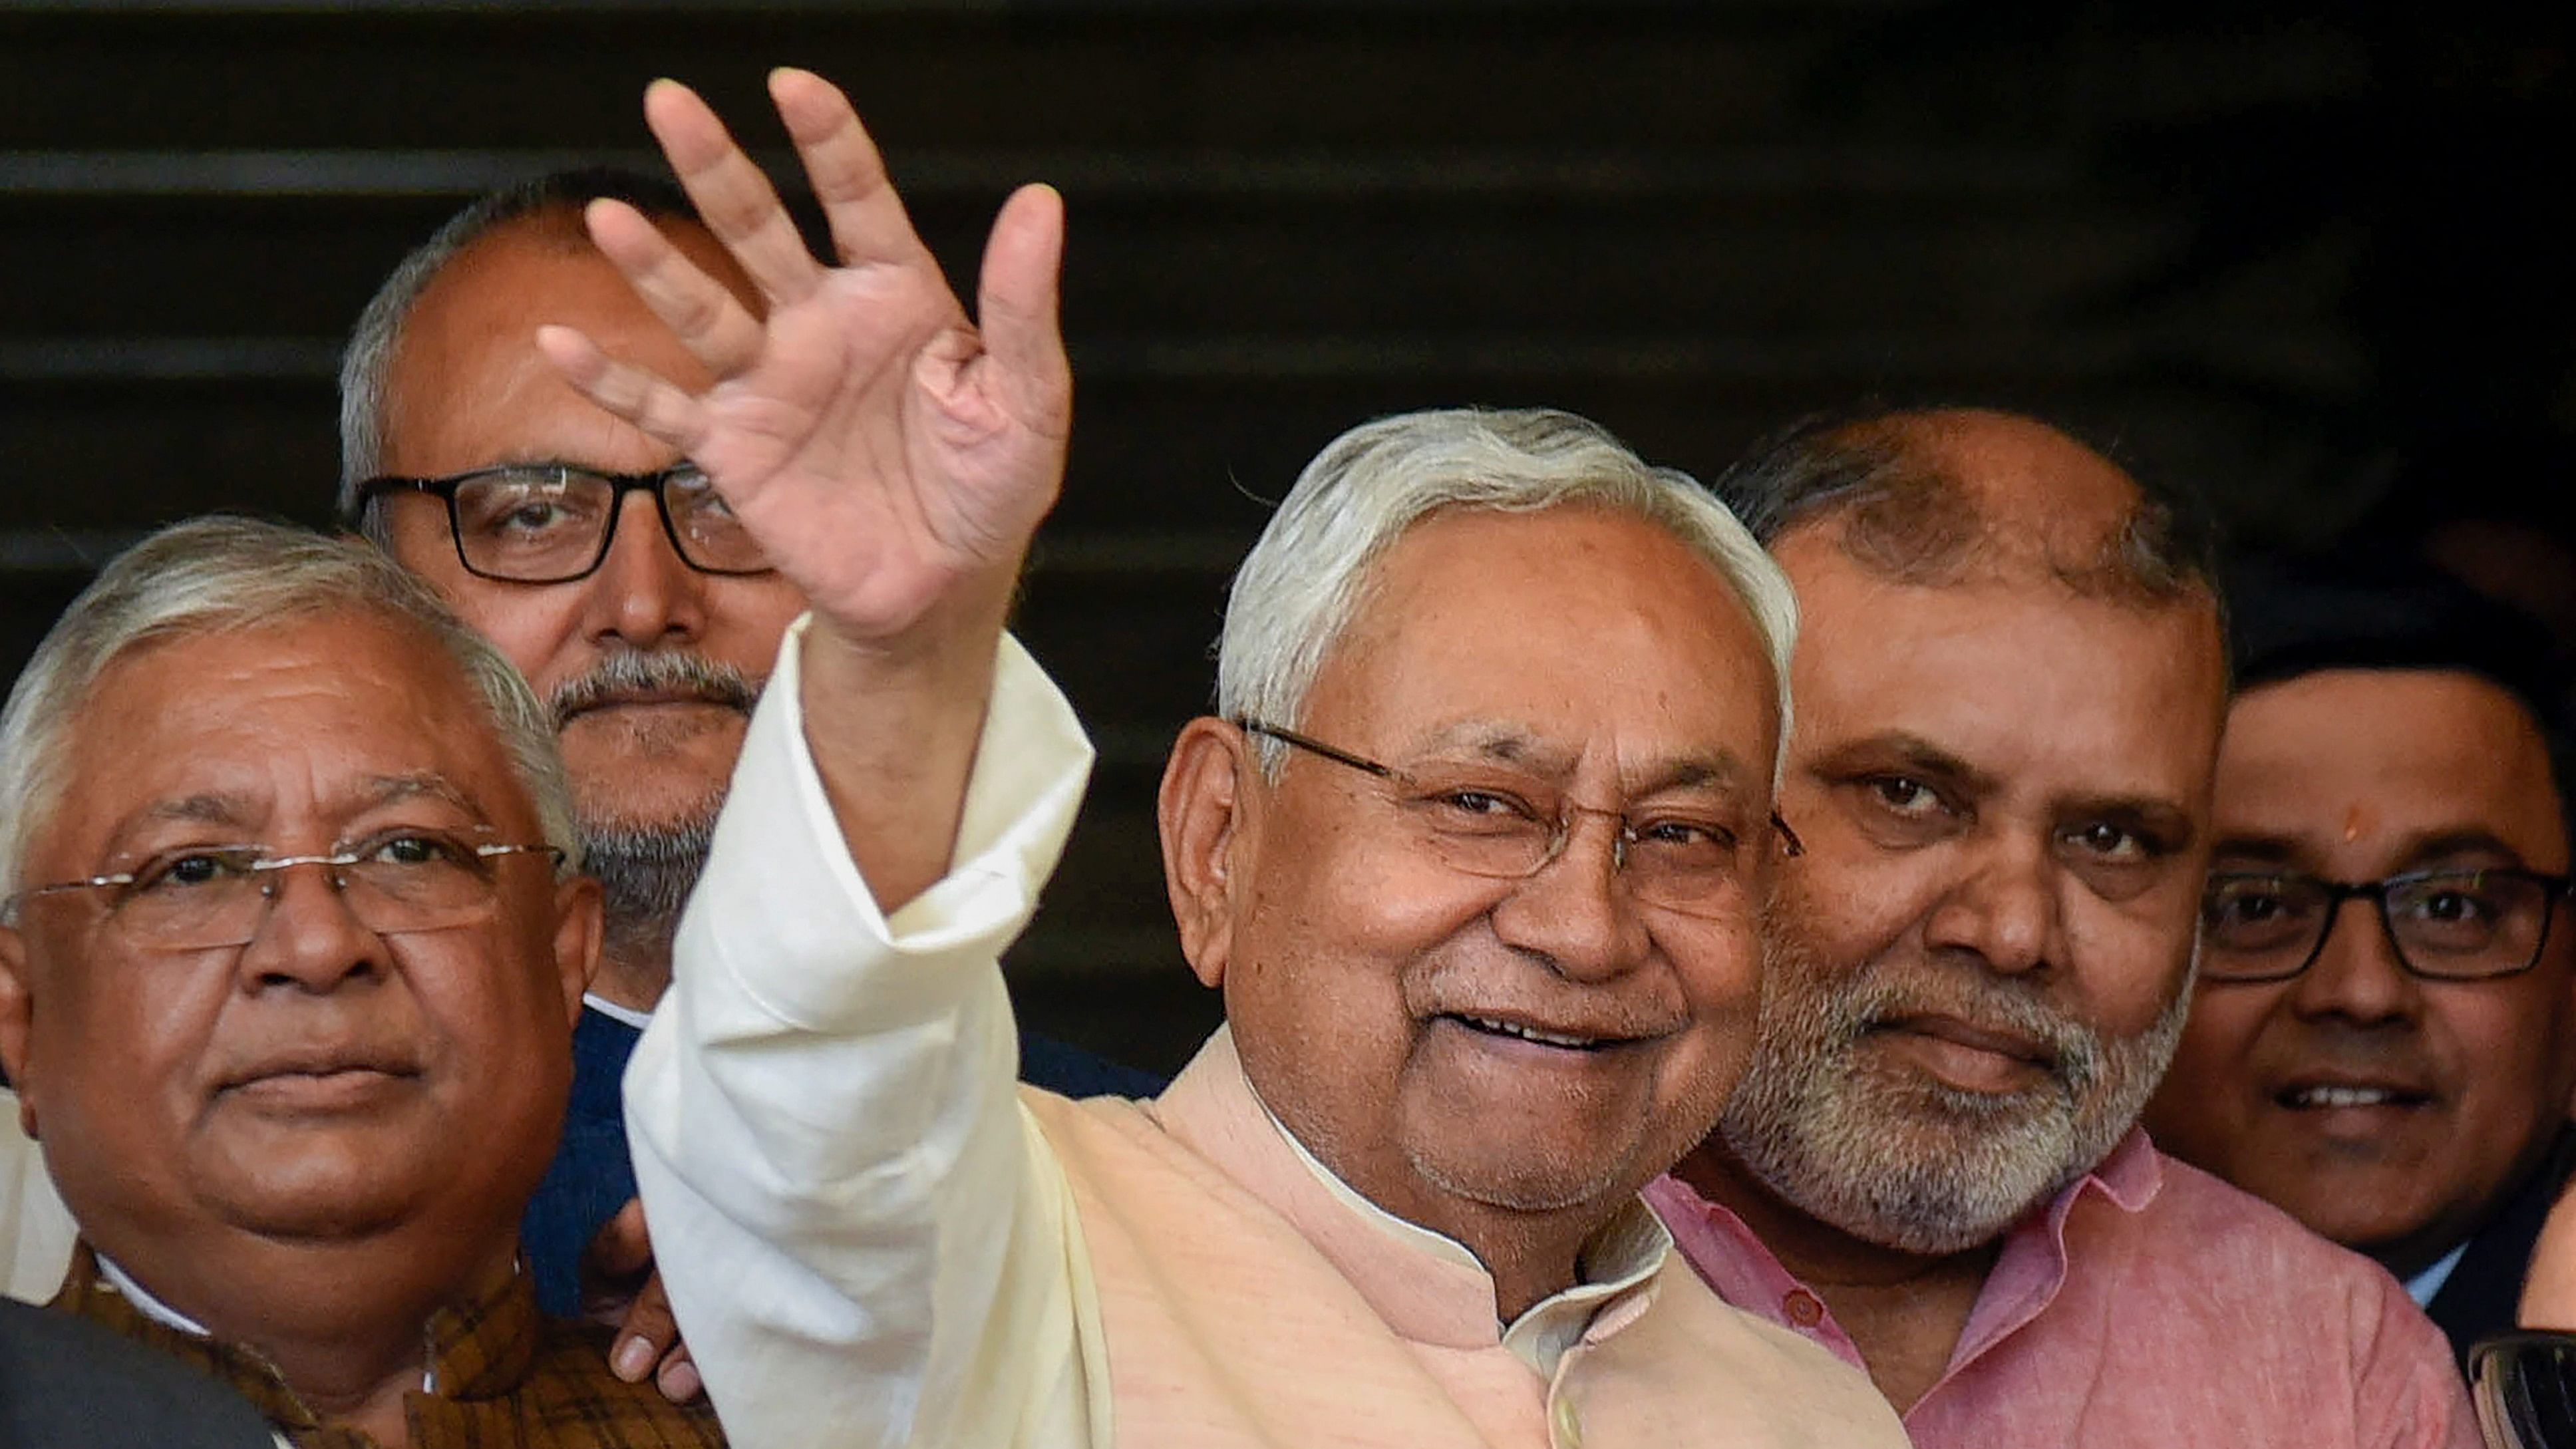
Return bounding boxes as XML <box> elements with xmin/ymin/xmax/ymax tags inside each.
<box><xmin>541</xmin><ymin>69</ymin><xmax>1070</xmax><ymax>651</ymax></box>
<box><xmin>692</xmin><ymin>263</ymin><xmax>1065</xmax><ymax>643</ymax></box>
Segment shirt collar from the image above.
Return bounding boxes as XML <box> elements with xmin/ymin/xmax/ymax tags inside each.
<box><xmin>1172</xmin><ymin>1024</ymin><xmax>1674</xmax><ymax>1377</ymax></box>
<box><xmin>1647</xmin><ymin>1126</ymin><xmax>2170</xmax><ymax>1388</ymax></box>
<box><xmin>581</xmin><ymin>993</ymin><xmax>655</xmax><ymax>1032</ymax></box>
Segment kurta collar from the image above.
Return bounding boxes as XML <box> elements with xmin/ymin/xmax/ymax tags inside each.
<box><xmin>1152</xmin><ymin>1025</ymin><xmax>1673</xmax><ymax>1376</ymax></box>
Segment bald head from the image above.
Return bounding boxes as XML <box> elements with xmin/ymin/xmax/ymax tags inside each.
<box><xmin>1714</xmin><ymin>406</ymin><xmax>2216</xmax><ymax>607</ymax></box>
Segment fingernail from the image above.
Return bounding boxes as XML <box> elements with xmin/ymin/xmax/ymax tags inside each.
<box><xmin>613</xmin><ymin>1338</ymin><xmax>654</xmax><ymax>1380</ymax></box>
<box><xmin>663</xmin><ymin>1360</ymin><xmax>703</xmax><ymax>1401</ymax></box>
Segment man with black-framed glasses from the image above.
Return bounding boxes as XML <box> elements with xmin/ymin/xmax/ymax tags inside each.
<box><xmin>2147</xmin><ymin>554</ymin><xmax>2576</xmax><ymax>1369</ymax></box>
<box><xmin>322</xmin><ymin>166</ymin><xmax>1158</xmax><ymax>1358</ymax></box>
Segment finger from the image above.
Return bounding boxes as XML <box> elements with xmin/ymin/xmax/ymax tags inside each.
<box><xmin>582</xmin><ymin>1198</ymin><xmax>655</xmax><ymax>1280</ymax></box>
<box><xmin>655</xmin><ymin>1344</ymin><xmax>703</xmax><ymax>1405</ymax></box>
<box><xmin>975</xmin><ymin>182</ymin><xmax>1072</xmax><ymax>437</ymax></box>
<box><xmin>610</xmin><ymin>1273</ymin><xmax>679</xmax><ymax>1383</ymax></box>
<box><xmin>770</xmin><ymin>66</ymin><xmax>933</xmax><ymax>272</ymax></box>
<box><xmin>641</xmin><ymin>77</ymin><xmax>823</xmax><ymax>304</ymax></box>
<box><xmin>585</xmin><ymin>199</ymin><xmax>767</xmax><ymax>377</ymax></box>
<box><xmin>538</xmin><ymin>325</ymin><xmax>713</xmax><ymax>456</ymax></box>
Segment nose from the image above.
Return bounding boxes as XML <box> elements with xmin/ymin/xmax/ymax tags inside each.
<box><xmin>235</xmin><ymin>862</ymin><xmax>388</xmax><ymax>994</ymax></box>
<box><xmin>1488</xmin><ymin>810</ymin><xmax>1653</xmax><ymax>982</ymax></box>
<box><xmin>583</xmin><ymin>487</ymin><xmax>709</xmax><ymax>650</ymax></box>
<box><xmin>2287</xmin><ymin>896</ymin><xmax>2421</xmax><ymax>1027</ymax></box>
<box><xmin>1922</xmin><ymin>828</ymin><xmax>2058</xmax><ymax>977</ymax></box>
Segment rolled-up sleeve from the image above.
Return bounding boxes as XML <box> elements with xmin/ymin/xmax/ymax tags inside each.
<box><xmin>625</xmin><ymin>618</ymin><xmax>1104</xmax><ymax>1449</ymax></box>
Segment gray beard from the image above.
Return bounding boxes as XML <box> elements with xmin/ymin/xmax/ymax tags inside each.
<box><xmin>1718</xmin><ymin>909</ymin><xmax>2192</xmax><ymax>1256</ymax></box>
<box><xmin>580</xmin><ymin>811</ymin><xmax>717</xmax><ymax>953</ymax></box>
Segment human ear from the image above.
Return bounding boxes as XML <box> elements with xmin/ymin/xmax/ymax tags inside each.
<box><xmin>550</xmin><ymin>875</ymin><xmax>606</xmax><ymax>1029</ymax></box>
<box><xmin>0</xmin><ymin>927</ymin><xmax>39</xmax><ymax>1138</ymax></box>
<box><xmin>1158</xmin><ymin>718</ymin><xmax>1257</xmax><ymax>990</ymax></box>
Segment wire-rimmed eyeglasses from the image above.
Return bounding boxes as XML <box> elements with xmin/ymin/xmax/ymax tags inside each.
<box><xmin>1237</xmin><ymin>718</ymin><xmax>1800</xmax><ymax>920</ymax></box>
<box><xmin>4</xmin><ymin>831</ymin><xmax>564</xmax><ymax>951</ymax></box>
<box><xmin>347</xmin><ymin>463</ymin><xmax>774</xmax><ymax>583</ymax></box>
<box><xmin>2199</xmin><ymin>867</ymin><xmax>2575</xmax><ymax>983</ymax></box>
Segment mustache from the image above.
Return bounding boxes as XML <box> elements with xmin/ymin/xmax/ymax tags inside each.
<box><xmin>1838</xmin><ymin>967</ymin><xmax>2106</xmax><ymax>1090</ymax></box>
<box><xmin>1753</xmin><ymin>896</ymin><xmax>2110</xmax><ymax>1092</ymax></box>
<box><xmin>548</xmin><ymin>651</ymin><xmax>762</xmax><ymax>728</ymax></box>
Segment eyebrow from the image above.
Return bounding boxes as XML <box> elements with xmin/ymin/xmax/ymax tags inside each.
<box><xmin>1808</xmin><ymin>732</ymin><xmax>2000</xmax><ymax>797</ymax></box>
<box><xmin>2213</xmin><ymin>827</ymin><xmax>2533</xmax><ymax>872</ymax></box>
<box><xmin>2062</xmin><ymin>793</ymin><xmax>2200</xmax><ymax>850</ymax></box>
<box><xmin>141</xmin><ymin>793</ymin><xmax>254</xmax><ymax>828</ymax></box>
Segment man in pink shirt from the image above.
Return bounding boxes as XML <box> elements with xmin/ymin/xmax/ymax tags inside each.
<box><xmin>1645</xmin><ymin>406</ymin><xmax>2479</xmax><ymax>1446</ymax></box>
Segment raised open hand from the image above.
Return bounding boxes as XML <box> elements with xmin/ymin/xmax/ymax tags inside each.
<box><xmin>538</xmin><ymin>68</ymin><xmax>1070</xmax><ymax>649</ymax></box>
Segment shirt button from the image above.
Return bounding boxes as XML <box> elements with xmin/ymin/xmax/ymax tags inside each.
<box><xmin>1551</xmin><ymin>1394</ymin><xmax>1584</xmax><ymax>1448</ymax></box>
<box><xmin>1783</xmin><ymin>1289</ymin><xmax>1826</xmax><ymax>1327</ymax></box>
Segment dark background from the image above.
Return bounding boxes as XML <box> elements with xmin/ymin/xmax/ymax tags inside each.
<box><xmin>4</xmin><ymin>1</ymin><xmax>2569</xmax><ymax>1072</ymax></box>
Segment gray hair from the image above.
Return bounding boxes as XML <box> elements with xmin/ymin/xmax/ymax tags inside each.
<box><xmin>337</xmin><ymin>166</ymin><xmax>699</xmax><ymax>538</ymax></box>
<box><xmin>1216</xmin><ymin>406</ymin><xmax>1799</xmax><ymax>780</ymax></box>
<box><xmin>0</xmin><ymin>516</ymin><xmax>579</xmax><ymax>892</ymax></box>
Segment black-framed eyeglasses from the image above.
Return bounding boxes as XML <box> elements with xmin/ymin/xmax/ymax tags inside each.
<box><xmin>347</xmin><ymin>463</ymin><xmax>776</xmax><ymax>583</ymax></box>
<box><xmin>3</xmin><ymin>831</ymin><xmax>564</xmax><ymax>952</ymax></box>
<box><xmin>2199</xmin><ymin>867</ymin><xmax>2575</xmax><ymax>983</ymax></box>
<box><xmin>1236</xmin><ymin>718</ymin><xmax>1801</xmax><ymax>919</ymax></box>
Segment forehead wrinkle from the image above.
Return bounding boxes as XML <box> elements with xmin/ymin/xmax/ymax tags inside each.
<box><xmin>1402</xmin><ymin>720</ymin><xmax>1753</xmax><ymax>799</ymax></box>
<box><xmin>349</xmin><ymin>771</ymin><xmax>491</xmax><ymax>824</ymax></box>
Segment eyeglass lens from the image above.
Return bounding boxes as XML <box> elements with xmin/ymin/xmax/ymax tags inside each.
<box><xmin>2201</xmin><ymin>871</ymin><xmax>2554</xmax><ymax>980</ymax></box>
<box><xmin>103</xmin><ymin>838</ymin><xmax>522</xmax><ymax>951</ymax></box>
<box><xmin>452</xmin><ymin>466</ymin><xmax>768</xmax><ymax>580</ymax></box>
<box><xmin>1379</xmin><ymin>767</ymin><xmax>1754</xmax><ymax>919</ymax></box>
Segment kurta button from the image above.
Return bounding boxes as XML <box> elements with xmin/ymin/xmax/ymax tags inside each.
<box><xmin>1551</xmin><ymin>1394</ymin><xmax>1583</xmax><ymax>1448</ymax></box>
<box><xmin>1783</xmin><ymin>1288</ymin><xmax>1826</xmax><ymax>1327</ymax></box>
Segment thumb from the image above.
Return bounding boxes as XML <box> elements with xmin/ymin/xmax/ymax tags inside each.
<box><xmin>583</xmin><ymin>1198</ymin><xmax>655</xmax><ymax>1280</ymax></box>
<box><xmin>975</xmin><ymin>182</ymin><xmax>1071</xmax><ymax>437</ymax></box>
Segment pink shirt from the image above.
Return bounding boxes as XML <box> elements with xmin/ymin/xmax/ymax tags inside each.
<box><xmin>1645</xmin><ymin>1132</ymin><xmax>2480</xmax><ymax>1448</ymax></box>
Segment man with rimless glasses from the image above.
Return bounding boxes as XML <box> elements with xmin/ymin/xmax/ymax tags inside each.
<box><xmin>567</xmin><ymin>68</ymin><xmax>1903</xmax><ymax>1448</ymax></box>
<box><xmin>0</xmin><ymin>518</ymin><xmax>720</xmax><ymax>1446</ymax></box>
<box><xmin>2148</xmin><ymin>556</ymin><xmax>2576</xmax><ymax>1368</ymax></box>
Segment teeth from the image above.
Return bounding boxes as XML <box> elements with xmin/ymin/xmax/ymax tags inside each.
<box><xmin>1462</xmin><ymin>1015</ymin><xmax>1597</xmax><ymax>1050</ymax></box>
<box><xmin>2292</xmin><ymin>1085</ymin><xmax>2400</xmax><ymax>1109</ymax></box>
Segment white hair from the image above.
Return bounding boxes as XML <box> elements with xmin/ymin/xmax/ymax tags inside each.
<box><xmin>0</xmin><ymin>516</ymin><xmax>579</xmax><ymax>894</ymax></box>
<box><xmin>1216</xmin><ymin>406</ymin><xmax>1798</xmax><ymax>778</ymax></box>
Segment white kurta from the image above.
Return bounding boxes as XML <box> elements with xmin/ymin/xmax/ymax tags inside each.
<box><xmin>627</xmin><ymin>620</ymin><xmax>1907</xmax><ymax>1449</ymax></box>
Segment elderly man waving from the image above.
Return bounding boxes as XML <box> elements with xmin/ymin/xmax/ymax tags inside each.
<box><xmin>551</xmin><ymin>69</ymin><xmax>1903</xmax><ymax>1449</ymax></box>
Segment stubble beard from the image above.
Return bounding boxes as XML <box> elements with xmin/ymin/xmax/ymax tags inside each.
<box><xmin>1717</xmin><ymin>889</ymin><xmax>2191</xmax><ymax>1255</ymax></box>
<box><xmin>549</xmin><ymin>651</ymin><xmax>761</xmax><ymax>984</ymax></box>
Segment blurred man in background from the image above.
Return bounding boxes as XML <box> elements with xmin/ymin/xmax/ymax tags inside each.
<box><xmin>335</xmin><ymin>165</ymin><xmax>1160</xmax><ymax>1337</ymax></box>
<box><xmin>2147</xmin><ymin>556</ymin><xmax>2576</xmax><ymax>1367</ymax></box>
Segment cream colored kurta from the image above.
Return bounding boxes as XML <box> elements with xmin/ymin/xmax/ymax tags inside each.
<box><xmin>626</xmin><ymin>621</ymin><xmax>1907</xmax><ymax>1449</ymax></box>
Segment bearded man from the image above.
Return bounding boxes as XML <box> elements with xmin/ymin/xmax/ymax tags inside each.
<box><xmin>1649</xmin><ymin>407</ymin><xmax>2478</xmax><ymax>1446</ymax></box>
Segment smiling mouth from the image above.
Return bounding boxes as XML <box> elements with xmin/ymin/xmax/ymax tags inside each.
<box><xmin>1444</xmin><ymin>1013</ymin><xmax>1625</xmax><ymax>1052</ymax></box>
<box><xmin>2277</xmin><ymin>1084</ymin><xmax>2432</xmax><ymax>1110</ymax></box>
